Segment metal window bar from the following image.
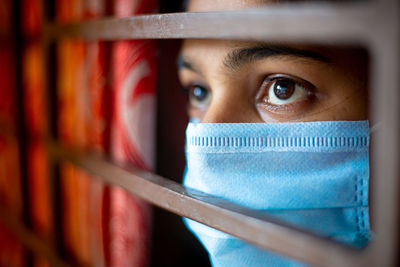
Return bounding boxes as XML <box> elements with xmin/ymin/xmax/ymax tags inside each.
<box><xmin>0</xmin><ymin>208</ymin><xmax>71</xmax><ymax>267</ymax></box>
<box><xmin>3</xmin><ymin>0</ymin><xmax>398</xmax><ymax>266</ymax></box>
<box><xmin>44</xmin><ymin>2</ymin><xmax>377</xmax><ymax>44</ymax></box>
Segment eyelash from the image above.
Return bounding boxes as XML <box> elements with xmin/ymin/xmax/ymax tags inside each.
<box><xmin>256</xmin><ymin>74</ymin><xmax>316</xmax><ymax>111</ymax></box>
<box><xmin>182</xmin><ymin>74</ymin><xmax>316</xmax><ymax>115</ymax></box>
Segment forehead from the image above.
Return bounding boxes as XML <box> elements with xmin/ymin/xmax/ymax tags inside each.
<box><xmin>182</xmin><ymin>0</ymin><xmax>368</xmax><ymax>81</ymax></box>
<box><xmin>187</xmin><ymin>0</ymin><xmax>275</xmax><ymax>12</ymax></box>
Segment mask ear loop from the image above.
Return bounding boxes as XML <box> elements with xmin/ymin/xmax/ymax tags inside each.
<box><xmin>370</xmin><ymin>122</ymin><xmax>380</xmax><ymax>134</ymax></box>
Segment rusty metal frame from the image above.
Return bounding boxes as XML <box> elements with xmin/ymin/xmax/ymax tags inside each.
<box><xmin>45</xmin><ymin>2</ymin><xmax>377</xmax><ymax>45</ymax></box>
<box><xmin>6</xmin><ymin>0</ymin><xmax>399</xmax><ymax>266</ymax></box>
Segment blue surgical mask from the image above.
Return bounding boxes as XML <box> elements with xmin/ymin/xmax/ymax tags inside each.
<box><xmin>183</xmin><ymin>121</ymin><xmax>371</xmax><ymax>267</ymax></box>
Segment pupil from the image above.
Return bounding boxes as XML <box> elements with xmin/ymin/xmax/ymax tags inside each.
<box><xmin>193</xmin><ymin>87</ymin><xmax>207</xmax><ymax>101</ymax></box>
<box><xmin>274</xmin><ymin>79</ymin><xmax>295</xmax><ymax>100</ymax></box>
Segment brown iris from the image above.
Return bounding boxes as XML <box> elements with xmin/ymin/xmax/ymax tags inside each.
<box><xmin>274</xmin><ymin>78</ymin><xmax>295</xmax><ymax>100</ymax></box>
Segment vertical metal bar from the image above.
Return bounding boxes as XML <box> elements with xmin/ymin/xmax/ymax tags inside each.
<box><xmin>42</xmin><ymin>0</ymin><xmax>65</xmax><ymax>258</ymax></box>
<box><xmin>13</xmin><ymin>0</ymin><xmax>34</xmax><ymax>265</ymax></box>
<box><xmin>366</xmin><ymin>1</ymin><xmax>400</xmax><ymax>265</ymax></box>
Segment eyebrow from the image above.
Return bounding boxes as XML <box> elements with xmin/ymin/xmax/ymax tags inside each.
<box><xmin>177</xmin><ymin>56</ymin><xmax>195</xmax><ymax>71</ymax></box>
<box><xmin>177</xmin><ymin>45</ymin><xmax>329</xmax><ymax>74</ymax></box>
<box><xmin>176</xmin><ymin>55</ymin><xmax>207</xmax><ymax>77</ymax></box>
<box><xmin>223</xmin><ymin>45</ymin><xmax>329</xmax><ymax>71</ymax></box>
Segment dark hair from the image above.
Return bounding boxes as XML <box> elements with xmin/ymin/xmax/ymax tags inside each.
<box><xmin>181</xmin><ymin>0</ymin><xmax>189</xmax><ymax>11</ymax></box>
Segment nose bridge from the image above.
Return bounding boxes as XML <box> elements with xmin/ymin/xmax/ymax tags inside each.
<box><xmin>202</xmin><ymin>102</ymin><xmax>239</xmax><ymax>123</ymax></box>
<box><xmin>201</xmin><ymin>88</ymin><xmax>256</xmax><ymax>123</ymax></box>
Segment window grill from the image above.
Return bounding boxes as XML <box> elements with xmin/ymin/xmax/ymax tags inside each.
<box><xmin>1</xmin><ymin>0</ymin><xmax>399</xmax><ymax>266</ymax></box>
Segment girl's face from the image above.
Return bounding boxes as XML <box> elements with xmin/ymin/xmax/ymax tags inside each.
<box><xmin>178</xmin><ymin>0</ymin><xmax>368</xmax><ymax>123</ymax></box>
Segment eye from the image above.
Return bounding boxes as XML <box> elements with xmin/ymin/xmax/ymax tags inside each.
<box><xmin>259</xmin><ymin>75</ymin><xmax>315</xmax><ymax>106</ymax></box>
<box><xmin>186</xmin><ymin>85</ymin><xmax>212</xmax><ymax>110</ymax></box>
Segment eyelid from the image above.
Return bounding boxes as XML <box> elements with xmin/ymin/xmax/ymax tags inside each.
<box><xmin>260</xmin><ymin>73</ymin><xmax>316</xmax><ymax>94</ymax></box>
<box><xmin>255</xmin><ymin>73</ymin><xmax>317</xmax><ymax>115</ymax></box>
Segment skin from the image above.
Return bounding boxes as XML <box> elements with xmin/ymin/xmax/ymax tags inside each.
<box><xmin>178</xmin><ymin>0</ymin><xmax>368</xmax><ymax>123</ymax></box>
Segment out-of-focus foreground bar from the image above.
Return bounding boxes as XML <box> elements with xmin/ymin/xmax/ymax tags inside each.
<box><xmin>47</xmin><ymin>140</ymin><xmax>362</xmax><ymax>267</ymax></box>
<box><xmin>46</xmin><ymin>2</ymin><xmax>378</xmax><ymax>44</ymax></box>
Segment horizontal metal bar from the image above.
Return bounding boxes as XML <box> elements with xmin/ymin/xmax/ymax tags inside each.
<box><xmin>47</xmin><ymin>140</ymin><xmax>366</xmax><ymax>267</ymax></box>
<box><xmin>45</xmin><ymin>2</ymin><xmax>377</xmax><ymax>44</ymax></box>
<box><xmin>0</xmin><ymin>209</ymin><xmax>71</xmax><ymax>267</ymax></box>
